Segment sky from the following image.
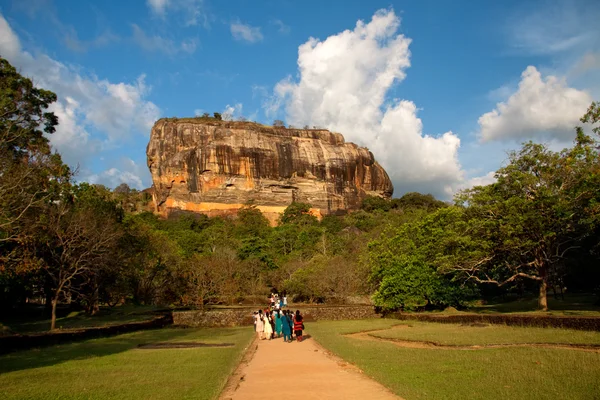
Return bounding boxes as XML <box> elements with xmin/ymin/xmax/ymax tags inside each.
<box><xmin>0</xmin><ymin>0</ymin><xmax>598</xmax><ymax>199</ymax></box>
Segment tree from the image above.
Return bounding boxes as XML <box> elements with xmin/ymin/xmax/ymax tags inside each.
<box><xmin>0</xmin><ymin>57</ymin><xmax>70</xmax><ymax>282</ymax></box>
<box><xmin>113</xmin><ymin>183</ymin><xmax>131</xmax><ymax>195</ymax></box>
<box><xmin>213</xmin><ymin>112</ymin><xmax>222</xmax><ymax>120</ymax></box>
<box><xmin>0</xmin><ymin>58</ymin><xmax>58</xmax><ymax>157</ymax></box>
<box><xmin>38</xmin><ymin>184</ymin><xmax>124</xmax><ymax>329</ymax></box>
<box><xmin>392</xmin><ymin>192</ymin><xmax>447</xmax><ymax>211</ymax></box>
<box><xmin>280</xmin><ymin>202</ymin><xmax>317</xmax><ymax>226</ymax></box>
<box><xmin>360</xmin><ymin>195</ymin><xmax>392</xmax><ymax>212</ymax></box>
<box><xmin>273</xmin><ymin>120</ymin><xmax>285</xmax><ymax>127</ymax></box>
<box><xmin>369</xmin><ymin>207</ymin><xmax>480</xmax><ymax>311</ymax></box>
<box><xmin>454</xmin><ymin>128</ymin><xmax>600</xmax><ymax>310</ymax></box>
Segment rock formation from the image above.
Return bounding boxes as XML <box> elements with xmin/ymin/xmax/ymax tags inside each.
<box><xmin>147</xmin><ymin>118</ymin><xmax>393</xmax><ymax>224</ymax></box>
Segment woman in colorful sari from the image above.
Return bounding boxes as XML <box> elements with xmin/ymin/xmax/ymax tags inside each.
<box><xmin>274</xmin><ymin>310</ymin><xmax>283</xmax><ymax>338</ymax></box>
<box><xmin>263</xmin><ymin>311</ymin><xmax>273</xmax><ymax>340</ymax></box>
<box><xmin>255</xmin><ymin>310</ymin><xmax>264</xmax><ymax>340</ymax></box>
<box><xmin>281</xmin><ymin>311</ymin><xmax>292</xmax><ymax>342</ymax></box>
<box><xmin>293</xmin><ymin>310</ymin><xmax>304</xmax><ymax>342</ymax></box>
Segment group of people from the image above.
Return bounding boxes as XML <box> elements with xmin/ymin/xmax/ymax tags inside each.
<box><xmin>269</xmin><ymin>293</ymin><xmax>287</xmax><ymax>310</ymax></box>
<box><xmin>253</xmin><ymin>294</ymin><xmax>304</xmax><ymax>342</ymax></box>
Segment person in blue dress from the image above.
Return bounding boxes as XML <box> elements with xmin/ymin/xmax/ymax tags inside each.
<box><xmin>281</xmin><ymin>310</ymin><xmax>292</xmax><ymax>342</ymax></box>
<box><xmin>275</xmin><ymin>310</ymin><xmax>283</xmax><ymax>338</ymax></box>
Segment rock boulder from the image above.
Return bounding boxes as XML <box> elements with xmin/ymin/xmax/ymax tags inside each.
<box><xmin>147</xmin><ymin>118</ymin><xmax>393</xmax><ymax>224</ymax></box>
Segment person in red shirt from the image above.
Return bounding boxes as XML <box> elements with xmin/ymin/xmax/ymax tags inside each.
<box><xmin>293</xmin><ymin>310</ymin><xmax>304</xmax><ymax>342</ymax></box>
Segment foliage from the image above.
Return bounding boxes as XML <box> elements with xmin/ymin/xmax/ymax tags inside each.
<box><xmin>273</xmin><ymin>119</ymin><xmax>285</xmax><ymax>127</ymax></box>
<box><xmin>369</xmin><ymin>207</ymin><xmax>479</xmax><ymax>311</ymax></box>
<box><xmin>452</xmin><ymin>130</ymin><xmax>600</xmax><ymax>310</ymax></box>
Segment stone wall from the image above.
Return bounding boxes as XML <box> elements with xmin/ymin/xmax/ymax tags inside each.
<box><xmin>172</xmin><ymin>305</ymin><xmax>378</xmax><ymax>327</ymax></box>
<box><xmin>0</xmin><ymin>315</ymin><xmax>173</xmax><ymax>355</ymax></box>
<box><xmin>388</xmin><ymin>312</ymin><xmax>600</xmax><ymax>332</ymax></box>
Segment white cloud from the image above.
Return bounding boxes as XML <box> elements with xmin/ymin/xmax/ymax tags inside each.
<box><xmin>0</xmin><ymin>13</ymin><xmax>160</xmax><ymax>172</ymax></box>
<box><xmin>147</xmin><ymin>0</ymin><xmax>170</xmax><ymax>16</ymax></box>
<box><xmin>271</xmin><ymin>19</ymin><xmax>290</xmax><ymax>34</ymax></box>
<box><xmin>507</xmin><ymin>1</ymin><xmax>600</xmax><ymax>56</ymax></box>
<box><xmin>478</xmin><ymin>66</ymin><xmax>592</xmax><ymax>142</ymax></box>
<box><xmin>147</xmin><ymin>0</ymin><xmax>211</xmax><ymax>28</ymax></box>
<box><xmin>230</xmin><ymin>21</ymin><xmax>263</xmax><ymax>43</ymax></box>
<box><xmin>85</xmin><ymin>158</ymin><xmax>147</xmax><ymax>190</ymax></box>
<box><xmin>222</xmin><ymin>103</ymin><xmax>243</xmax><ymax>121</ymax></box>
<box><xmin>131</xmin><ymin>24</ymin><xmax>197</xmax><ymax>55</ymax></box>
<box><xmin>457</xmin><ymin>171</ymin><xmax>497</xmax><ymax>192</ymax></box>
<box><xmin>268</xmin><ymin>9</ymin><xmax>465</xmax><ymax>198</ymax></box>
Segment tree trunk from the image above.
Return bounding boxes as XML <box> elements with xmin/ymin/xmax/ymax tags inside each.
<box><xmin>50</xmin><ymin>295</ymin><xmax>59</xmax><ymax>330</ymax></box>
<box><xmin>538</xmin><ymin>269</ymin><xmax>548</xmax><ymax>311</ymax></box>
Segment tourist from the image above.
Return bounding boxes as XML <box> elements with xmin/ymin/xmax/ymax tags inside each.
<box><xmin>269</xmin><ymin>311</ymin><xmax>276</xmax><ymax>338</ymax></box>
<box><xmin>293</xmin><ymin>310</ymin><xmax>304</xmax><ymax>342</ymax></box>
<box><xmin>263</xmin><ymin>310</ymin><xmax>273</xmax><ymax>340</ymax></box>
<box><xmin>281</xmin><ymin>310</ymin><xmax>292</xmax><ymax>342</ymax></box>
<box><xmin>255</xmin><ymin>310</ymin><xmax>264</xmax><ymax>340</ymax></box>
<box><xmin>283</xmin><ymin>294</ymin><xmax>288</xmax><ymax>308</ymax></box>
<box><xmin>275</xmin><ymin>310</ymin><xmax>282</xmax><ymax>337</ymax></box>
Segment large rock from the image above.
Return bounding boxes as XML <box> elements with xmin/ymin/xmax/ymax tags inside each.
<box><xmin>147</xmin><ymin>118</ymin><xmax>393</xmax><ymax>223</ymax></box>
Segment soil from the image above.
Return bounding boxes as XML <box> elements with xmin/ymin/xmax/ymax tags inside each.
<box><xmin>219</xmin><ymin>334</ymin><xmax>401</xmax><ymax>400</ymax></box>
<box><xmin>137</xmin><ymin>342</ymin><xmax>234</xmax><ymax>349</ymax></box>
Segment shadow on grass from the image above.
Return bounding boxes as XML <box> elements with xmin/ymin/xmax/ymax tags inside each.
<box><xmin>469</xmin><ymin>294</ymin><xmax>600</xmax><ymax>314</ymax></box>
<box><xmin>0</xmin><ymin>327</ymin><xmax>192</xmax><ymax>375</ymax></box>
<box><xmin>1</xmin><ymin>305</ymin><xmax>165</xmax><ymax>334</ymax></box>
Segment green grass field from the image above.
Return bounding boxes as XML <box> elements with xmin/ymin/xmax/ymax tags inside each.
<box><xmin>309</xmin><ymin>319</ymin><xmax>600</xmax><ymax>400</ymax></box>
<box><xmin>0</xmin><ymin>326</ymin><xmax>254</xmax><ymax>400</ymax></box>
<box><xmin>369</xmin><ymin>321</ymin><xmax>600</xmax><ymax>346</ymax></box>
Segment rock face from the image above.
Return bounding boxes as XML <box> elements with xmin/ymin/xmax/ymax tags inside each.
<box><xmin>147</xmin><ymin>118</ymin><xmax>393</xmax><ymax>224</ymax></box>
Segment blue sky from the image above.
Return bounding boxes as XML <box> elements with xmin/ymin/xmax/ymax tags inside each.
<box><xmin>0</xmin><ymin>0</ymin><xmax>598</xmax><ymax>198</ymax></box>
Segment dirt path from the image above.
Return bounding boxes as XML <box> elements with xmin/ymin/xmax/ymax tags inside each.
<box><xmin>220</xmin><ymin>335</ymin><xmax>401</xmax><ymax>400</ymax></box>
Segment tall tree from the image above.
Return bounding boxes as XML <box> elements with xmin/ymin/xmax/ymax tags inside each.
<box><xmin>37</xmin><ymin>184</ymin><xmax>124</xmax><ymax>329</ymax></box>
<box><xmin>0</xmin><ymin>57</ymin><xmax>70</xmax><ymax>277</ymax></box>
<box><xmin>454</xmin><ymin>127</ymin><xmax>600</xmax><ymax>310</ymax></box>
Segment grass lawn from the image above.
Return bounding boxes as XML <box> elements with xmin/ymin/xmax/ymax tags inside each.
<box><xmin>1</xmin><ymin>304</ymin><xmax>166</xmax><ymax>334</ymax></box>
<box><xmin>0</xmin><ymin>326</ymin><xmax>254</xmax><ymax>400</ymax></box>
<box><xmin>369</xmin><ymin>321</ymin><xmax>600</xmax><ymax>346</ymax></box>
<box><xmin>309</xmin><ymin>319</ymin><xmax>600</xmax><ymax>400</ymax></box>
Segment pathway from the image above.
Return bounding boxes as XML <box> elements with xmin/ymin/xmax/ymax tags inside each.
<box><xmin>221</xmin><ymin>335</ymin><xmax>401</xmax><ymax>400</ymax></box>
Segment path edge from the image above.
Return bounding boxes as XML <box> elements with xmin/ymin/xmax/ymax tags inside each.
<box><xmin>218</xmin><ymin>335</ymin><xmax>259</xmax><ymax>400</ymax></box>
<box><xmin>310</xmin><ymin>336</ymin><xmax>404</xmax><ymax>399</ymax></box>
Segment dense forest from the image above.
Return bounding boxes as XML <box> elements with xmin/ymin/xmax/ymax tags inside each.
<box><xmin>1</xmin><ymin>57</ymin><xmax>599</xmax><ymax>330</ymax></box>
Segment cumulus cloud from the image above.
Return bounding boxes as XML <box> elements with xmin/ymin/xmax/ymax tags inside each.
<box><xmin>230</xmin><ymin>21</ymin><xmax>263</xmax><ymax>43</ymax></box>
<box><xmin>458</xmin><ymin>171</ymin><xmax>497</xmax><ymax>192</ymax></box>
<box><xmin>0</xmin><ymin>13</ymin><xmax>160</xmax><ymax>183</ymax></box>
<box><xmin>268</xmin><ymin>9</ymin><xmax>465</xmax><ymax>198</ymax></box>
<box><xmin>478</xmin><ymin>66</ymin><xmax>592</xmax><ymax>142</ymax></box>
<box><xmin>131</xmin><ymin>24</ymin><xmax>197</xmax><ymax>55</ymax></box>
